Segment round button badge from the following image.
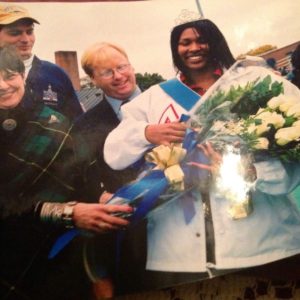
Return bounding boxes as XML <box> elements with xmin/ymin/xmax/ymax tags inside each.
<box><xmin>2</xmin><ymin>119</ymin><xmax>17</xmax><ymax>131</ymax></box>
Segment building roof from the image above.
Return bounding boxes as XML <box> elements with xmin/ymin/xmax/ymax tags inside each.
<box><xmin>76</xmin><ymin>87</ymin><xmax>103</xmax><ymax>112</ymax></box>
<box><xmin>259</xmin><ymin>41</ymin><xmax>300</xmax><ymax>70</ymax></box>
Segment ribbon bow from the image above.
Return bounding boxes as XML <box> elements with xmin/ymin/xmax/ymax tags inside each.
<box><xmin>145</xmin><ymin>144</ymin><xmax>186</xmax><ymax>191</ymax></box>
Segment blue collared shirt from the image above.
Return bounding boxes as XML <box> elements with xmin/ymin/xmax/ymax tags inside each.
<box><xmin>106</xmin><ymin>87</ymin><xmax>141</xmax><ymax>120</ymax></box>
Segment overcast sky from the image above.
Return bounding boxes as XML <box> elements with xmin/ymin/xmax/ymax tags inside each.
<box><xmin>11</xmin><ymin>0</ymin><xmax>300</xmax><ymax>79</ymax></box>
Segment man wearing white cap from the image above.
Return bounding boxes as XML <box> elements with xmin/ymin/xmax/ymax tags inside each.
<box><xmin>0</xmin><ymin>4</ymin><xmax>83</xmax><ymax>120</ymax></box>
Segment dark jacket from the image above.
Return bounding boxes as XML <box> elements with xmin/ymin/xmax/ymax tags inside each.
<box><xmin>73</xmin><ymin>96</ymin><xmax>137</xmax><ymax>201</ymax></box>
<box><xmin>74</xmin><ymin>97</ymin><xmax>146</xmax><ymax>295</ymax></box>
<box><xmin>0</xmin><ymin>104</ymin><xmax>90</xmax><ymax>300</ymax></box>
<box><xmin>23</xmin><ymin>56</ymin><xmax>83</xmax><ymax>121</ymax></box>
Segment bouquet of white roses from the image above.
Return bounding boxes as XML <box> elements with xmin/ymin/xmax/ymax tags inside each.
<box><xmin>188</xmin><ymin>60</ymin><xmax>300</xmax><ymax>219</ymax></box>
<box><xmin>191</xmin><ymin>74</ymin><xmax>300</xmax><ymax>163</ymax></box>
<box><xmin>238</xmin><ymin>95</ymin><xmax>300</xmax><ymax>160</ymax></box>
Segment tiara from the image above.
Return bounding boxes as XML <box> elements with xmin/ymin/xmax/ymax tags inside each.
<box><xmin>174</xmin><ymin>9</ymin><xmax>204</xmax><ymax>26</ymax></box>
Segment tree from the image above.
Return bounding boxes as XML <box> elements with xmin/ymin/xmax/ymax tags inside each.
<box><xmin>80</xmin><ymin>75</ymin><xmax>95</xmax><ymax>89</ymax></box>
<box><xmin>80</xmin><ymin>72</ymin><xmax>166</xmax><ymax>91</ymax></box>
<box><xmin>135</xmin><ymin>72</ymin><xmax>166</xmax><ymax>91</ymax></box>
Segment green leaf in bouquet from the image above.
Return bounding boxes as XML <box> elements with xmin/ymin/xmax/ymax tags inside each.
<box><xmin>274</xmin><ymin>145</ymin><xmax>300</xmax><ymax>163</ymax></box>
<box><xmin>196</xmin><ymin>102</ymin><xmax>236</xmax><ymax>142</ymax></box>
<box><xmin>284</xmin><ymin>116</ymin><xmax>298</xmax><ymax>127</ymax></box>
<box><xmin>251</xmin><ymin>75</ymin><xmax>283</xmax><ymax>107</ymax></box>
<box><xmin>229</xmin><ymin>79</ymin><xmax>260</xmax><ymax>117</ymax></box>
<box><xmin>194</xmin><ymin>89</ymin><xmax>227</xmax><ymax>123</ymax></box>
<box><xmin>231</xmin><ymin>94</ymin><xmax>260</xmax><ymax>118</ymax></box>
<box><xmin>271</xmin><ymin>80</ymin><xmax>284</xmax><ymax>97</ymax></box>
<box><xmin>230</xmin><ymin>76</ymin><xmax>283</xmax><ymax>117</ymax></box>
<box><xmin>239</xmin><ymin>131</ymin><xmax>260</xmax><ymax>149</ymax></box>
<box><xmin>253</xmin><ymin>75</ymin><xmax>272</xmax><ymax>96</ymax></box>
<box><xmin>254</xmin><ymin>119</ymin><xmax>262</xmax><ymax>125</ymax></box>
<box><xmin>226</xmin><ymin>84</ymin><xmax>249</xmax><ymax>104</ymax></box>
<box><xmin>194</xmin><ymin>83</ymin><xmax>254</xmax><ymax>126</ymax></box>
<box><xmin>194</xmin><ymin>75</ymin><xmax>284</xmax><ymax>124</ymax></box>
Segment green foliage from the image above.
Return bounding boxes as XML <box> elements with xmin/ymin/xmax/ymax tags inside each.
<box><xmin>284</xmin><ymin>116</ymin><xmax>297</xmax><ymax>127</ymax></box>
<box><xmin>229</xmin><ymin>75</ymin><xmax>283</xmax><ymax>117</ymax></box>
<box><xmin>278</xmin><ymin>145</ymin><xmax>300</xmax><ymax>162</ymax></box>
<box><xmin>135</xmin><ymin>72</ymin><xmax>166</xmax><ymax>91</ymax></box>
<box><xmin>240</xmin><ymin>131</ymin><xmax>261</xmax><ymax>149</ymax></box>
<box><xmin>80</xmin><ymin>76</ymin><xmax>95</xmax><ymax>89</ymax></box>
<box><xmin>80</xmin><ymin>72</ymin><xmax>166</xmax><ymax>91</ymax></box>
<box><xmin>194</xmin><ymin>76</ymin><xmax>283</xmax><ymax>125</ymax></box>
<box><xmin>193</xmin><ymin>73</ymin><xmax>300</xmax><ymax>163</ymax></box>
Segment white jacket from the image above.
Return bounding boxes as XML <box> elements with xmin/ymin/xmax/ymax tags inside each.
<box><xmin>104</xmin><ymin>60</ymin><xmax>300</xmax><ymax>272</ymax></box>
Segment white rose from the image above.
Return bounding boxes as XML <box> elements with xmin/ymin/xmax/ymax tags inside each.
<box><xmin>256</xmin><ymin>123</ymin><xmax>271</xmax><ymax>136</ymax></box>
<box><xmin>255</xmin><ymin>110</ymin><xmax>273</xmax><ymax>120</ymax></box>
<box><xmin>268</xmin><ymin>112</ymin><xmax>285</xmax><ymax>129</ymax></box>
<box><xmin>256</xmin><ymin>108</ymin><xmax>266</xmax><ymax>115</ymax></box>
<box><xmin>233</xmin><ymin>121</ymin><xmax>244</xmax><ymax>134</ymax></box>
<box><xmin>247</xmin><ymin>122</ymin><xmax>270</xmax><ymax>136</ymax></box>
<box><xmin>253</xmin><ymin>137</ymin><xmax>269</xmax><ymax>150</ymax></box>
<box><xmin>279</xmin><ymin>96</ymin><xmax>299</xmax><ymax>113</ymax></box>
<box><xmin>212</xmin><ymin>120</ymin><xmax>226</xmax><ymax>132</ymax></box>
<box><xmin>267</xmin><ymin>95</ymin><xmax>286</xmax><ymax>109</ymax></box>
<box><xmin>293</xmin><ymin>120</ymin><xmax>300</xmax><ymax>127</ymax></box>
<box><xmin>255</xmin><ymin>111</ymin><xmax>285</xmax><ymax>129</ymax></box>
<box><xmin>247</xmin><ymin>123</ymin><xmax>256</xmax><ymax>134</ymax></box>
<box><xmin>225</xmin><ymin>120</ymin><xmax>244</xmax><ymax>134</ymax></box>
<box><xmin>286</xmin><ymin>103</ymin><xmax>300</xmax><ymax>118</ymax></box>
<box><xmin>275</xmin><ymin>127</ymin><xmax>300</xmax><ymax>146</ymax></box>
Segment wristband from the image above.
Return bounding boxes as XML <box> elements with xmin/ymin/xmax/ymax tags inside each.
<box><xmin>40</xmin><ymin>201</ymin><xmax>77</xmax><ymax>228</ymax></box>
<box><xmin>62</xmin><ymin>201</ymin><xmax>78</xmax><ymax>228</ymax></box>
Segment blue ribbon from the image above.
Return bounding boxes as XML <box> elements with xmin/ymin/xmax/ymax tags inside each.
<box><xmin>49</xmin><ymin>115</ymin><xmax>209</xmax><ymax>259</ymax></box>
<box><xmin>109</xmin><ymin>169</ymin><xmax>169</xmax><ymax>224</ymax></box>
<box><xmin>48</xmin><ymin>228</ymin><xmax>78</xmax><ymax>259</ymax></box>
<box><xmin>159</xmin><ymin>78</ymin><xmax>200</xmax><ymax>111</ymax></box>
<box><xmin>48</xmin><ymin>172</ymin><xmax>169</xmax><ymax>259</ymax></box>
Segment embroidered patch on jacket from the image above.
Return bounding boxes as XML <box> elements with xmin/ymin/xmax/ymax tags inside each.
<box><xmin>48</xmin><ymin>115</ymin><xmax>60</xmax><ymax>124</ymax></box>
<box><xmin>158</xmin><ymin>103</ymin><xmax>180</xmax><ymax>124</ymax></box>
<box><xmin>42</xmin><ymin>85</ymin><xmax>58</xmax><ymax>105</ymax></box>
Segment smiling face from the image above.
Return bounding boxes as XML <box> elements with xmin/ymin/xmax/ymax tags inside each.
<box><xmin>0</xmin><ymin>20</ymin><xmax>35</xmax><ymax>60</ymax></box>
<box><xmin>91</xmin><ymin>47</ymin><xmax>136</xmax><ymax>100</ymax></box>
<box><xmin>0</xmin><ymin>71</ymin><xmax>25</xmax><ymax>109</ymax></box>
<box><xmin>177</xmin><ymin>27</ymin><xmax>210</xmax><ymax>72</ymax></box>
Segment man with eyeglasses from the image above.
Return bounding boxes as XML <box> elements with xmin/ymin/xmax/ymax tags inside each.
<box><xmin>74</xmin><ymin>42</ymin><xmax>141</xmax><ymax>298</ymax></box>
<box><xmin>0</xmin><ymin>4</ymin><xmax>83</xmax><ymax>120</ymax></box>
<box><xmin>76</xmin><ymin>42</ymin><xmax>140</xmax><ymax>196</ymax></box>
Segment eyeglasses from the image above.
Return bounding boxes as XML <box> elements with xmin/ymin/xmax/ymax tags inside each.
<box><xmin>96</xmin><ymin>64</ymin><xmax>131</xmax><ymax>79</ymax></box>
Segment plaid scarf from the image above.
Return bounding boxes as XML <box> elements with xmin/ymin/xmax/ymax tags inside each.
<box><xmin>0</xmin><ymin>104</ymin><xmax>89</xmax><ymax>219</ymax></box>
